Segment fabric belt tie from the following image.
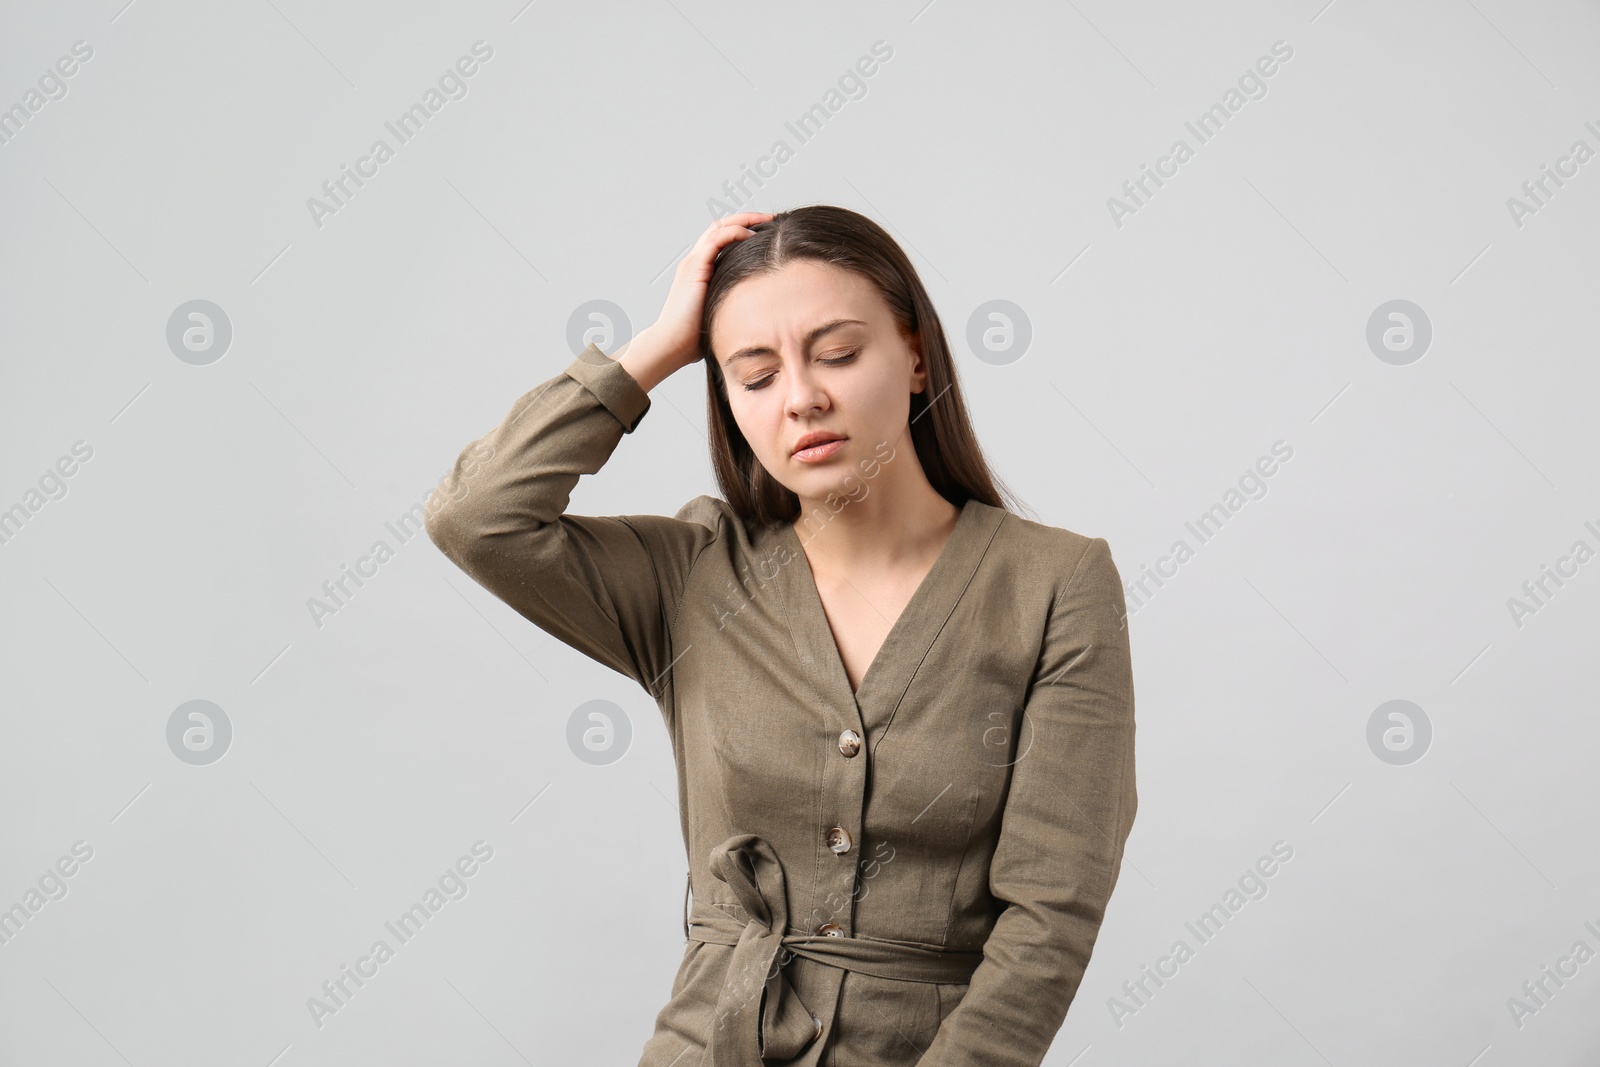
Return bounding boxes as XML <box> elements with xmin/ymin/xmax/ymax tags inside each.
<box><xmin>687</xmin><ymin>833</ymin><xmax>983</xmax><ymax>1066</ymax></box>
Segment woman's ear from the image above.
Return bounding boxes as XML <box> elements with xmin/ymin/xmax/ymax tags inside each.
<box><xmin>905</xmin><ymin>329</ymin><xmax>927</xmax><ymax>394</ymax></box>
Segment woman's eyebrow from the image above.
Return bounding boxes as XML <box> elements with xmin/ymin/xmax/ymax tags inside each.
<box><xmin>723</xmin><ymin>318</ymin><xmax>869</xmax><ymax>367</ymax></box>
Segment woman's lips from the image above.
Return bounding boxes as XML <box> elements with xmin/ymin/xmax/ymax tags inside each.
<box><xmin>792</xmin><ymin>438</ymin><xmax>847</xmax><ymax>463</ymax></box>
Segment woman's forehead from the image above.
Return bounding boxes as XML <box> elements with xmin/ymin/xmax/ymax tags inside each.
<box><xmin>713</xmin><ymin>264</ymin><xmax>887</xmax><ymax>347</ymax></box>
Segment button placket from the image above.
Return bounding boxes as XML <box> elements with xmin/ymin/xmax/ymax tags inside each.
<box><xmin>814</xmin><ymin>703</ymin><xmax>868</xmax><ymax>944</ymax></box>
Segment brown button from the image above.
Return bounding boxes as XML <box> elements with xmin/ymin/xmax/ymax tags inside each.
<box><xmin>838</xmin><ymin>729</ymin><xmax>862</xmax><ymax>757</ymax></box>
<box><xmin>826</xmin><ymin>826</ymin><xmax>852</xmax><ymax>855</ymax></box>
<box><xmin>812</xmin><ymin>1014</ymin><xmax>823</xmax><ymax>1036</ymax></box>
<box><xmin>817</xmin><ymin>922</ymin><xmax>845</xmax><ymax>937</ymax></box>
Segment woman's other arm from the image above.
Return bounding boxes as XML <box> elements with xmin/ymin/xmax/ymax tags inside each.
<box><xmin>914</xmin><ymin>536</ymin><xmax>1139</xmax><ymax>1067</ymax></box>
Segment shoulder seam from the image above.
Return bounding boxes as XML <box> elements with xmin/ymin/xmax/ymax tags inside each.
<box><xmin>616</xmin><ymin>499</ymin><xmax>725</xmax><ymax>701</ymax></box>
<box><xmin>1041</xmin><ymin>534</ymin><xmax>1104</xmax><ymax>638</ymax></box>
<box><xmin>614</xmin><ymin>516</ymin><xmax>669</xmax><ymax>699</ymax></box>
<box><xmin>668</xmin><ymin>500</ymin><xmax>725</xmax><ymax>637</ymax></box>
<box><xmin>1059</xmin><ymin>534</ymin><xmax>1105</xmax><ymax>603</ymax></box>
<box><xmin>612</xmin><ymin>506</ymin><xmax>718</xmax><ymax>701</ymax></box>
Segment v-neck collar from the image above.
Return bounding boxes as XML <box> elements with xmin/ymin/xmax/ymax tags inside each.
<box><xmin>775</xmin><ymin>496</ymin><xmax>1003</xmax><ymax>724</ymax></box>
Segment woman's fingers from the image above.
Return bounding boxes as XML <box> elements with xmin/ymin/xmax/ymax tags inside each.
<box><xmin>680</xmin><ymin>213</ymin><xmax>775</xmax><ymax>272</ymax></box>
<box><xmin>708</xmin><ymin>211</ymin><xmax>774</xmax><ymax>231</ymax></box>
<box><xmin>698</xmin><ymin>212</ymin><xmax>775</xmax><ymax>246</ymax></box>
<box><xmin>698</xmin><ymin>225</ymin><xmax>763</xmax><ymax>253</ymax></box>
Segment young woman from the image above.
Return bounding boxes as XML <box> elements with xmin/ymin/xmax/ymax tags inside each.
<box><xmin>426</xmin><ymin>205</ymin><xmax>1138</xmax><ymax>1067</ymax></box>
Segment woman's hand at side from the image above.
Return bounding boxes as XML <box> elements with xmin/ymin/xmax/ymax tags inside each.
<box><xmin>616</xmin><ymin>211</ymin><xmax>774</xmax><ymax>393</ymax></box>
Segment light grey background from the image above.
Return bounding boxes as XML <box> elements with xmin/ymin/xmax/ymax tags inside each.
<box><xmin>3</xmin><ymin>1</ymin><xmax>1598</xmax><ymax>1064</ymax></box>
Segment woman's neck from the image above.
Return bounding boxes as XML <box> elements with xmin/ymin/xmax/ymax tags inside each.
<box><xmin>790</xmin><ymin>480</ymin><xmax>960</xmax><ymax>578</ymax></box>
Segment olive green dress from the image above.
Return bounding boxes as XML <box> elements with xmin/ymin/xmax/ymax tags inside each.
<box><xmin>425</xmin><ymin>343</ymin><xmax>1139</xmax><ymax>1067</ymax></box>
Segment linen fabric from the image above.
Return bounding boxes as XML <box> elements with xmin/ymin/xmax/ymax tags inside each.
<box><xmin>424</xmin><ymin>343</ymin><xmax>1139</xmax><ymax>1066</ymax></box>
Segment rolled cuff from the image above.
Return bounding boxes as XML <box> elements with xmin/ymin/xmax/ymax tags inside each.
<box><xmin>564</xmin><ymin>341</ymin><xmax>652</xmax><ymax>433</ymax></box>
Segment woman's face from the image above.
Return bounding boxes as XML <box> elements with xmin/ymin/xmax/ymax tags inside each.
<box><xmin>709</xmin><ymin>259</ymin><xmax>926</xmax><ymax>504</ymax></box>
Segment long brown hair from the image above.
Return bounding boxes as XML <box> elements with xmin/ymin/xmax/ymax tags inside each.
<box><xmin>699</xmin><ymin>204</ymin><xmax>1027</xmax><ymax>532</ymax></box>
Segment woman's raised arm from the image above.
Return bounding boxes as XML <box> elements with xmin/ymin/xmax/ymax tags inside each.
<box><xmin>424</xmin><ymin>342</ymin><xmax>717</xmax><ymax>696</ymax></box>
<box><xmin>423</xmin><ymin>212</ymin><xmax>774</xmax><ymax>697</ymax></box>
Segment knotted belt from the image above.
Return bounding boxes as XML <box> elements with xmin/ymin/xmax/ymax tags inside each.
<box><xmin>687</xmin><ymin>833</ymin><xmax>983</xmax><ymax>1066</ymax></box>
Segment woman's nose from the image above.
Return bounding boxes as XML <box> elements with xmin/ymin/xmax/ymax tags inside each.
<box><xmin>783</xmin><ymin>362</ymin><xmax>829</xmax><ymax>416</ymax></box>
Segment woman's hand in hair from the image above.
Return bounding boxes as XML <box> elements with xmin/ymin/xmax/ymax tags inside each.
<box><xmin>616</xmin><ymin>211</ymin><xmax>774</xmax><ymax>393</ymax></box>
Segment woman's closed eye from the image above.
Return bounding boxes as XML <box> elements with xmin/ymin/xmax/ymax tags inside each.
<box><xmin>742</xmin><ymin>349</ymin><xmax>859</xmax><ymax>391</ymax></box>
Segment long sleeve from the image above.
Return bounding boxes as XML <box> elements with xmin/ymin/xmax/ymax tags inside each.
<box><xmin>914</xmin><ymin>536</ymin><xmax>1138</xmax><ymax>1067</ymax></box>
<box><xmin>423</xmin><ymin>342</ymin><xmax>721</xmax><ymax>698</ymax></box>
